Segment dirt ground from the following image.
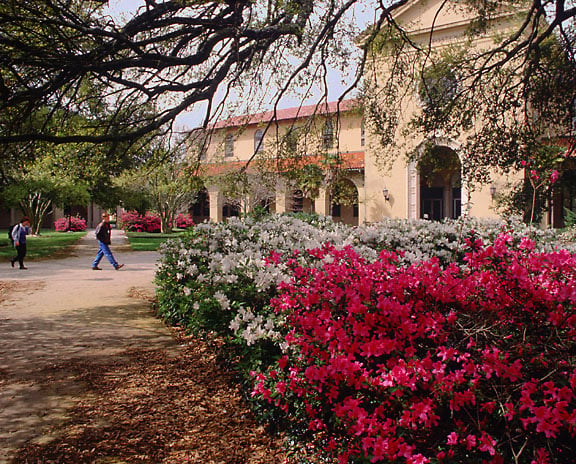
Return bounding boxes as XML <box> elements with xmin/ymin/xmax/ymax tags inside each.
<box><xmin>0</xmin><ymin>231</ymin><xmax>286</xmax><ymax>464</ymax></box>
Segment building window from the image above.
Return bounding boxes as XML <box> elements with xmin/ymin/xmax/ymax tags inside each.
<box><xmin>322</xmin><ymin>120</ymin><xmax>334</xmax><ymax>149</ymax></box>
<box><xmin>361</xmin><ymin>121</ymin><xmax>365</xmax><ymax>147</ymax></box>
<box><xmin>418</xmin><ymin>66</ymin><xmax>459</xmax><ymax>113</ymax></box>
<box><xmin>331</xmin><ymin>203</ymin><xmax>341</xmax><ymax>217</ymax></box>
<box><xmin>225</xmin><ymin>134</ymin><xmax>234</xmax><ymax>157</ymax></box>
<box><xmin>254</xmin><ymin>129</ymin><xmax>264</xmax><ymax>153</ymax></box>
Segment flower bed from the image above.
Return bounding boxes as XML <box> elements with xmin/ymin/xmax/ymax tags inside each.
<box><xmin>155</xmin><ymin>214</ymin><xmax>576</xmax><ymax>462</ymax></box>
<box><xmin>253</xmin><ymin>237</ymin><xmax>576</xmax><ymax>463</ymax></box>
<box><xmin>175</xmin><ymin>213</ymin><xmax>195</xmax><ymax>229</ymax></box>
<box><xmin>54</xmin><ymin>216</ymin><xmax>87</xmax><ymax>232</ymax></box>
<box><xmin>118</xmin><ymin>211</ymin><xmax>161</xmax><ymax>233</ymax></box>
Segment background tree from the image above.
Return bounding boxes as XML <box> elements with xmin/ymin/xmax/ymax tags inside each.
<box><xmin>116</xmin><ymin>144</ymin><xmax>201</xmax><ymax>233</ymax></box>
<box><xmin>1</xmin><ymin>0</ymin><xmax>574</xmax><ymax>149</ymax></box>
<box><xmin>2</xmin><ymin>158</ymin><xmax>90</xmax><ymax>234</ymax></box>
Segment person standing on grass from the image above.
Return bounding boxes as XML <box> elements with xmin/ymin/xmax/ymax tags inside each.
<box><xmin>10</xmin><ymin>216</ymin><xmax>31</xmax><ymax>270</ymax></box>
<box><xmin>92</xmin><ymin>212</ymin><xmax>124</xmax><ymax>271</ymax></box>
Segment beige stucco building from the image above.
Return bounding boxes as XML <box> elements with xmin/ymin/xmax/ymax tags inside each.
<box><xmin>190</xmin><ymin>0</ymin><xmax>573</xmax><ymax>226</ymax></box>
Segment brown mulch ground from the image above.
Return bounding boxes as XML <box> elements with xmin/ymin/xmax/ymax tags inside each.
<box><xmin>0</xmin><ymin>280</ymin><xmax>46</xmax><ymax>305</ymax></box>
<box><xmin>7</xmin><ymin>289</ymin><xmax>287</xmax><ymax>464</ymax></box>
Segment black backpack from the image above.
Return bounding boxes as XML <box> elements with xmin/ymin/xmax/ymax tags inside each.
<box><xmin>8</xmin><ymin>224</ymin><xmax>19</xmax><ymax>247</ymax></box>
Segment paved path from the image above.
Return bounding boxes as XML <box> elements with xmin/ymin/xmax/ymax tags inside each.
<box><xmin>0</xmin><ymin>230</ymin><xmax>174</xmax><ymax>463</ymax></box>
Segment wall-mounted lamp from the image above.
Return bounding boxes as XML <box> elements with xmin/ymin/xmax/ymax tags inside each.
<box><xmin>382</xmin><ymin>187</ymin><xmax>390</xmax><ymax>202</ymax></box>
<box><xmin>489</xmin><ymin>185</ymin><xmax>496</xmax><ymax>199</ymax></box>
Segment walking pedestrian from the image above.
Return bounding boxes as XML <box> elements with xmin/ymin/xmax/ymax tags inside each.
<box><xmin>10</xmin><ymin>217</ymin><xmax>31</xmax><ymax>270</ymax></box>
<box><xmin>92</xmin><ymin>212</ymin><xmax>124</xmax><ymax>271</ymax></box>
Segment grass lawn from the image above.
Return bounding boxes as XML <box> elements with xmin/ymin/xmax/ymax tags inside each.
<box><xmin>0</xmin><ymin>230</ymin><xmax>87</xmax><ymax>261</ymax></box>
<box><xmin>126</xmin><ymin>231</ymin><xmax>186</xmax><ymax>251</ymax></box>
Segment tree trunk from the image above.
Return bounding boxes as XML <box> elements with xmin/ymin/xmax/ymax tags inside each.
<box><xmin>20</xmin><ymin>192</ymin><xmax>52</xmax><ymax>235</ymax></box>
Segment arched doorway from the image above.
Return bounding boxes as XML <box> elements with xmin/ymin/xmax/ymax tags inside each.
<box><xmin>417</xmin><ymin>145</ymin><xmax>462</xmax><ymax>220</ymax></box>
<box><xmin>190</xmin><ymin>188</ymin><xmax>210</xmax><ymax>223</ymax></box>
<box><xmin>291</xmin><ymin>189</ymin><xmax>314</xmax><ymax>213</ymax></box>
<box><xmin>330</xmin><ymin>178</ymin><xmax>359</xmax><ymax>226</ymax></box>
<box><xmin>551</xmin><ymin>157</ymin><xmax>576</xmax><ymax>228</ymax></box>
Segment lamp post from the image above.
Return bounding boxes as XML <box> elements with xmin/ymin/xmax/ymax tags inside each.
<box><xmin>489</xmin><ymin>185</ymin><xmax>496</xmax><ymax>199</ymax></box>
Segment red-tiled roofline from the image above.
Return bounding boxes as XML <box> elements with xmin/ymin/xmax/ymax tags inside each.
<box><xmin>211</xmin><ymin>99</ymin><xmax>361</xmax><ymax>130</ymax></box>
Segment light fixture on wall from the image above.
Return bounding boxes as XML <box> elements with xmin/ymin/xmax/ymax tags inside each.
<box><xmin>382</xmin><ymin>187</ymin><xmax>390</xmax><ymax>202</ymax></box>
<box><xmin>490</xmin><ymin>185</ymin><xmax>496</xmax><ymax>199</ymax></box>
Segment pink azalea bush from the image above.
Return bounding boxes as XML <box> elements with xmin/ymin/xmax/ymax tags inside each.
<box><xmin>252</xmin><ymin>234</ymin><xmax>576</xmax><ymax>463</ymax></box>
<box><xmin>118</xmin><ymin>211</ymin><xmax>161</xmax><ymax>233</ymax></box>
<box><xmin>54</xmin><ymin>216</ymin><xmax>87</xmax><ymax>232</ymax></box>
<box><xmin>175</xmin><ymin>213</ymin><xmax>195</xmax><ymax>229</ymax></box>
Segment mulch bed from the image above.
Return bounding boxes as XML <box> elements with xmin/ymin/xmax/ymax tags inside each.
<box><xmin>10</xmin><ymin>329</ymin><xmax>287</xmax><ymax>463</ymax></box>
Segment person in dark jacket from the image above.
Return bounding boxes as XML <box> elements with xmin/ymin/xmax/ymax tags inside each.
<box><xmin>92</xmin><ymin>212</ymin><xmax>124</xmax><ymax>270</ymax></box>
<box><xmin>10</xmin><ymin>217</ymin><xmax>31</xmax><ymax>270</ymax></box>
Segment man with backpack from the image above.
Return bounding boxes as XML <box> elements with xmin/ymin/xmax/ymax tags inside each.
<box><xmin>92</xmin><ymin>212</ymin><xmax>124</xmax><ymax>271</ymax></box>
<box><xmin>10</xmin><ymin>217</ymin><xmax>31</xmax><ymax>270</ymax></box>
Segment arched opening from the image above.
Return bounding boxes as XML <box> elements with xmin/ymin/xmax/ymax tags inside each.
<box><xmin>223</xmin><ymin>202</ymin><xmax>240</xmax><ymax>218</ymax></box>
<box><xmin>551</xmin><ymin>157</ymin><xmax>576</xmax><ymax>228</ymax></box>
<box><xmin>330</xmin><ymin>178</ymin><xmax>359</xmax><ymax>226</ymax></box>
<box><xmin>291</xmin><ymin>189</ymin><xmax>314</xmax><ymax>213</ymax></box>
<box><xmin>190</xmin><ymin>188</ymin><xmax>210</xmax><ymax>223</ymax></box>
<box><xmin>418</xmin><ymin>145</ymin><xmax>462</xmax><ymax>220</ymax></box>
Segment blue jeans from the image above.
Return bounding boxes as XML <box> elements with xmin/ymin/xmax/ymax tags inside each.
<box><xmin>92</xmin><ymin>241</ymin><xmax>119</xmax><ymax>268</ymax></box>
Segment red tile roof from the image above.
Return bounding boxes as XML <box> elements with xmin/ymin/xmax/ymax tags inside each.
<box><xmin>212</xmin><ymin>99</ymin><xmax>361</xmax><ymax>129</ymax></box>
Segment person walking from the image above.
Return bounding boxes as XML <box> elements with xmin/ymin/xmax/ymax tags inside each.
<box><xmin>10</xmin><ymin>217</ymin><xmax>31</xmax><ymax>270</ymax></box>
<box><xmin>92</xmin><ymin>212</ymin><xmax>124</xmax><ymax>271</ymax></box>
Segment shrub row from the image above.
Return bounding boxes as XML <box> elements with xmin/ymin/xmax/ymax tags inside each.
<box><xmin>155</xmin><ymin>215</ymin><xmax>576</xmax><ymax>463</ymax></box>
<box><xmin>54</xmin><ymin>216</ymin><xmax>87</xmax><ymax>232</ymax></box>
<box><xmin>118</xmin><ymin>211</ymin><xmax>194</xmax><ymax>232</ymax></box>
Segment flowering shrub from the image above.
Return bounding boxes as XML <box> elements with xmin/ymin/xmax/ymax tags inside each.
<box><xmin>155</xmin><ymin>215</ymin><xmax>576</xmax><ymax>461</ymax></box>
<box><xmin>54</xmin><ymin>216</ymin><xmax>87</xmax><ymax>232</ymax></box>
<box><xmin>118</xmin><ymin>210</ymin><xmax>161</xmax><ymax>233</ymax></box>
<box><xmin>175</xmin><ymin>213</ymin><xmax>195</xmax><ymax>229</ymax></box>
<box><xmin>252</xmin><ymin>236</ymin><xmax>576</xmax><ymax>463</ymax></box>
<box><xmin>156</xmin><ymin>215</ymin><xmax>574</xmax><ymax>352</ymax></box>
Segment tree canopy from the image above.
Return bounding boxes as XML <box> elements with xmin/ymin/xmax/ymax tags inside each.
<box><xmin>1</xmin><ymin>0</ymin><xmax>575</xmax><ymax>149</ymax></box>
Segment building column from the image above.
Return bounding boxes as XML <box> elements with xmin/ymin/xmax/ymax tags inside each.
<box><xmin>356</xmin><ymin>185</ymin><xmax>366</xmax><ymax>224</ymax></box>
<box><xmin>314</xmin><ymin>187</ymin><xmax>331</xmax><ymax>217</ymax></box>
<box><xmin>275</xmin><ymin>180</ymin><xmax>289</xmax><ymax>214</ymax></box>
<box><xmin>207</xmin><ymin>187</ymin><xmax>223</xmax><ymax>222</ymax></box>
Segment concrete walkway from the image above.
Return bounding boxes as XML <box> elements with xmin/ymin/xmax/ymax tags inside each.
<box><xmin>0</xmin><ymin>229</ymin><xmax>175</xmax><ymax>463</ymax></box>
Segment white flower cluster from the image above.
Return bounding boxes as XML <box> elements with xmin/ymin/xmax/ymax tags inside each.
<box><xmin>157</xmin><ymin>214</ymin><xmax>574</xmax><ymax>347</ymax></box>
<box><xmin>229</xmin><ymin>307</ymin><xmax>285</xmax><ymax>347</ymax></box>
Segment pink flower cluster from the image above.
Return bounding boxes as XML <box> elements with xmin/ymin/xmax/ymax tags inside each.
<box><xmin>118</xmin><ymin>211</ymin><xmax>161</xmax><ymax>232</ymax></box>
<box><xmin>119</xmin><ymin>211</ymin><xmax>194</xmax><ymax>232</ymax></box>
<box><xmin>175</xmin><ymin>213</ymin><xmax>195</xmax><ymax>229</ymax></box>
<box><xmin>54</xmin><ymin>216</ymin><xmax>87</xmax><ymax>232</ymax></box>
<box><xmin>253</xmin><ymin>235</ymin><xmax>576</xmax><ymax>463</ymax></box>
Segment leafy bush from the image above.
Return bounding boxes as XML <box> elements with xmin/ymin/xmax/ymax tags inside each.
<box><xmin>155</xmin><ymin>215</ymin><xmax>576</xmax><ymax>462</ymax></box>
<box><xmin>253</xmin><ymin>237</ymin><xmax>576</xmax><ymax>463</ymax></box>
<box><xmin>118</xmin><ymin>210</ymin><xmax>161</xmax><ymax>233</ymax></box>
<box><xmin>175</xmin><ymin>213</ymin><xmax>195</xmax><ymax>229</ymax></box>
<box><xmin>54</xmin><ymin>216</ymin><xmax>87</xmax><ymax>232</ymax></box>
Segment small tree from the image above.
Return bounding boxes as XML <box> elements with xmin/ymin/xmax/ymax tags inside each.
<box><xmin>117</xmin><ymin>145</ymin><xmax>201</xmax><ymax>233</ymax></box>
<box><xmin>3</xmin><ymin>165</ymin><xmax>90</xmax><ymax>234</ymax></box>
